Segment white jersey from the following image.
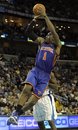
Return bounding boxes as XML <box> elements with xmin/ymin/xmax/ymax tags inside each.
<box><xmin>33</xmin><ymin>89</ymin><xmax>57</xmax><ymax>122</ymax></box>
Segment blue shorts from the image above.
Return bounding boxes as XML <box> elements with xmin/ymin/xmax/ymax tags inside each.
<box><xmin>24</xmin><ymin>67</ymin><xmax>50</xmax><ymax>98</ymax></box>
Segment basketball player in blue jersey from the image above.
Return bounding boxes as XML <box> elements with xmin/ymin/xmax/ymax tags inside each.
<box><xmin>7</xmin><ymin>6</ymin><xmax>62</xmax><ymax>125</ymax></box>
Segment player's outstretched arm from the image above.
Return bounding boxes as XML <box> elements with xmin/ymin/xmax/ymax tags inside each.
<box><xmin>25</xmin><ymin>17</ymin><xmax>44</xmax><ymax>44</ymax></box>
<box><xmin>25</xmin><ymin>19</ymin><xmax>38</xmax><ymax>41</ymax></box>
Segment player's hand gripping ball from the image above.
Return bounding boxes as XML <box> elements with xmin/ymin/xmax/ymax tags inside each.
<box><xmin>33</xmin><ymin>3</ymin><xmax>46</xmax><ymax>16</ymax></box>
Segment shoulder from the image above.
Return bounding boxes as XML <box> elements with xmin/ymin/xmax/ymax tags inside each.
<box><xmin>35</xmin><ymin>37</ymin><xmax>45</xmax><ymax>44</ymax></box>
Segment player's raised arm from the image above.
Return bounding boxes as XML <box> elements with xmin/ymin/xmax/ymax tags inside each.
<box><xmin>44</xmin><ymin>15</ymin><xmax>61</xmax><ymax>47</ymax></box>
<box><xmin>25</xmin><ymin>19</ymin><xmax>38</xmax><ymax>41</ymax></box>
<box><xmin>24</xmin><ymin>17</ymin><xmax>44</xmax><ymax>44</ymax></box>
<box><xmin>44</xmin><ymin>14</ymin><xmax>62</xmax><ymax>55</ymax></box>
<box><xmin>33</xmin><ymin>4</ymin><xmax>62</xmax><ymax>55</ymax></box>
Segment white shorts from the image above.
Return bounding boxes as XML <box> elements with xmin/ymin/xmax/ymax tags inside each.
<box><xmin>33</xmin><ymin>89</ymin><xmax>57</xmax><ymax>122</ymax></box>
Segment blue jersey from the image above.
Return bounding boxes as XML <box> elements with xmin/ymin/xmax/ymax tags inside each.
<box><xmin>35</xmin><ymin>42</ymin><xmax>56</xmax><ymax>74</ymax></box>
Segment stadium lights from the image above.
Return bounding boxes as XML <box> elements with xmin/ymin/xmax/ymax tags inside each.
<box><xmin>61</xmin><ymin>41</ymin><xmax>65</xmax><ymax>45</ymax></box>
<box><xmin>10</xmin><ymin>19</ymin><xmax>14</xmax><ymax>22</ymax></box>
<box><xmin>1</xmin><ymin>34</ymin><xmax>6</xmax><ymax>38</ymax></box>
<box><xmin>68</xmin><ymin>26</ymin><xmax>70</xmax><ymax>28</ymax></box>
<box><xmin>65</xmin><ymin>44</ymin><xmax>76</xmax><ymax>47</ymax></box>
<box><xmin>5</xmin><ymin>19</ymin><xmax>8</xmax><ymax>23</ymax></box>
<box><xmin>0</xmin><ymin>33</ymin><xmax>8</xmax><ymax>38</ymax></box>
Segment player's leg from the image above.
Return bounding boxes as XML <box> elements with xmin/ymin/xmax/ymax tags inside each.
<box><xmin>38</xmin><ymin>121</ymin><xmax>46</xmax><ymax>130</ymax></box>
<box><xmin>7</xmin><ymin>94</ymin><xmax>39</xmax><ymax>125</ymax></box>
<box><xmin>48</xmin><ymin>120</ymin><xmax>57</xmax><ymax>130</ymax></box>
<box><xmin>7</xmin><ymin>69</ymin><xmax>37</xmax><ymax>125</ymax></box>
<box><xmin>22</xmin><ymin>94</ymin><xmax>39</xmax><ymax>112</ymax></box>
<box><xmin>9</xmin><ymin>93</ymin><xmax>39</xmax><ymax>123</ymax></box>
<box><xmin>7</xmin><ymin>93</ymin><xmax>39</xmax><ymax>125</ymax></box>
<box><xmin>38</xmin><ymin>120</ymin><xmax>57</xmax><ymax>130</ymax></box>
<box><xmin>7</xmin><ymin>83</ymin><xmax>33</xmax><ymax>125</ymax></box>
<box><xmin>14</xmin><ymin>83</ymin><xmax>33</xmax><ymax>115</ymax></box>
<box><xmin>27</xmin><ymin>70</ymin><xmax>50</xmax><ymax>105</ymax></box>
<box><xmin>15</xmin><ymin>68</ymin><xmax>37</xmax><ymax>113</ymax></box>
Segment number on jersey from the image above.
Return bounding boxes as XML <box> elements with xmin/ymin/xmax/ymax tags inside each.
<box><xmin>43</xmin><ymin>52</ymin><xmax>47</xmax><ymax>60</ymax></box>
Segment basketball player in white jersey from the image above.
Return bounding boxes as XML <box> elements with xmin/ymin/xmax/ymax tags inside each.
<box><xmin>33</xmin><ymin>72</ymin><xmax>60</xmax><ymax>130</ymax></box>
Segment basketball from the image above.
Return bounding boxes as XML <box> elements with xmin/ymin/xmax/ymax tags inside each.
<box><xmin>33</xmin><ymin>3</ymin><xmax>46</xmax><ymax>15</ymax></box>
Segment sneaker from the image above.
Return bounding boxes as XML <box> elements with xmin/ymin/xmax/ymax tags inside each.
<box><xmin>12</xmin><ymin>110</ymin><xmax>18</xmax><ymax>116</ymax></box>
<box><xmin>7</xmin><ymin>116</ymin><xmax>18</xmax><ymax>125</ymax></box>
